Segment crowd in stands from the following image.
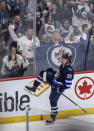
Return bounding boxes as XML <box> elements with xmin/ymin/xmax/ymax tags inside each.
<box><xmin>0</xmin><ymin>0</ymin><xmax>94</xmax><ymax>78</ymax></box>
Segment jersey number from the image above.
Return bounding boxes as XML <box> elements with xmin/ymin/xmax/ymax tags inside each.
<box><xmin>67</xmin><ymin>74</ymin><xmax>72</xmax><ymax>79</ymax></box>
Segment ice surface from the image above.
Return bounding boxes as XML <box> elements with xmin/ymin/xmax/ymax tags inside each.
<box><xmin>0</xmin><ymin>115</ymin><xmax>94</xmax><ymax>131</ymax></box>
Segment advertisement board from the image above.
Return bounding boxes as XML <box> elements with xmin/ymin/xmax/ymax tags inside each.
<box><xmin>0</xmin><ymin>71</ymin><xmax>94</xmax><ymax>123</ymax></box>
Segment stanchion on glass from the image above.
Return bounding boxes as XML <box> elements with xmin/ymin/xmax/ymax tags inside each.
<box><xmin>25</xmin><ymin>105</ymin><xmax>31</xmax><ymax>131</ymax></box>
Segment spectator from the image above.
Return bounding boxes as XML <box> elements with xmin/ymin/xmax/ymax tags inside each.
<box><xmin>0</xmin><ymin>0</ymin><xmax>10</xmax><ymax>42</ymax></box>
<box><xmin>51</xmin><ymin>31</ymin><xmax>62</xmax><ymax>45</ymax></box>
<box><xmin>0</xmin><ymin>0</ymin><xmax>94</xmax><ymax>76</ymax></box>
<box><xmin>63</xmin><ymin>2</ymin><xmax>73</xmax><ymax>24</ymax></box>
<box><xmin>56</xmin><ymin>1</ymin><xmax>73</xmax><ymax>24</ymax></box>
<box><xmin>89</xmin><ymin>2</ymin><xmax>94</xmax><ymax>16</ymax></box>
<box><xmin>37</xmin><ymin>0</ymin><xmax>43</xmax><ymax>12</ymax></box>
<box><xmin>24</xmin><ymin>4</ymin><xmax>42</xmax><ymax>31</ymax></box>
<box><xmin>46</xmin><ymin>1</ymin><xmax>57</xmax><ymax>15</ymax></box>
<box><xmin>51</xmin><ymin>1</ymin><xmax>63</xmax><ymax>27</ymax></box>
<box><xmin>41</xmin><ymin>1</ymin><xmax>57</xmax><ymax>23</ymax></box>
<box><xmin>17</xmin><ymin>27</ymin><xmax>40</xmax><ymax>76</ymax></box>
<box><xmin>55</xmin><ymin>0</ymin><xmax>63</xmax><ymax>22</ymax></box>
<box><xmin>84</xmin><ymin>21</ymin><xmax>92</xmax><ymax>33</ymax></box>
<box><xmin>24</xmin><ymin>13</ymin><xmax>33</xmax><ymax>30</ymax></box>
<box><xmin>89</xmin><ymin>2</ymin><xmax>94</xmax><ymax>25</ymax></box>
<box><xmin>56</xmin><ymin>0</ymin><xmax>63</xmax><ymax>8</ymax></box>
<box><xmin>58</xmin><ymin>19</ymin><xmax>70</xmax><ymax>41</ymax></box>
<box><xmin>41</xmin><ymin>3</ymin><xmax>50</xmax><ymax>23</ymax></box>
<box><xmin>26</xmin><ymin>0</ymin><xmax>35</xmax><ymax>13</ymax></box>
<box><xmin>36</xmin><ymin>11</ymin><xmax>42</xmax><ymax>36</ymax></box>
<box><xmin>86</xmin><ymin>28</ymin><xmax>94</xmax><ymax>68</ymax></box>
<box><xmin>90</xmin><ymin>28</ymin><xmax>94</xmax><ymax>45</ymax></box>
<box><xmin>89</xmin><ymin>5</ymin><xmax>94</xmax><ymax>26</ymax></box>
<box><xmin>1</xmin><ymin>41</ymin><xmax>29</xmax><ymax>78</ymax></box>
<box><xmin>72</xmin><ymin>0</ymin><xmax>90</xmax><ymax>26</ymax></box>
<box><xmin>64</xmin><ymin>25</ymin><xmax>87</xmax><ymax>44</ymax></box>
<box><xmin>17</xmin><ymin>27</ymin><xmax>40</xmax><ymax>59</ymax></box>
<box><xmin>38</xmin><ymin>15</ymin><xmax>55</xmax><ymax>43</ymax></box>
<box><xmin>9</xmin><ymin>0</ymin><xmax>20</xmax><ymax>17</ymax></box>
<box><xmin>8</xmin><ymin>15</ymin><xmax>22</xmax><ymax>44</ymax></box>
<box><xmin>0</xmin><ymin>41</ymin><xmax>9</xmax><ymax>73</ymax></box>
<box><xmin>18</xmin><ymin>0</ymin><xmax>26</xmax><ymax>20</ymax></box>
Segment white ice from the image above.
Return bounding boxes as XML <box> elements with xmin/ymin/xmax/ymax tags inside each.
<box><xmin>0</xmin><ymin>114</ymin><xmax>94</xmax><ymax>131</ymax></box>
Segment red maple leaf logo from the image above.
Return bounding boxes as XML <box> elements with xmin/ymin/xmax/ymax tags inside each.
<box><xmin>78</xmin><ymin>80</ymin><xmax>92</xmax><ymax>94</ymax></box>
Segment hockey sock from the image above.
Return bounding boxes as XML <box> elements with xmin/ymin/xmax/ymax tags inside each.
<box><xmin>50</xmin><ymin>101</ymin><xmax>58</xmax><ymax>120</ymax></box>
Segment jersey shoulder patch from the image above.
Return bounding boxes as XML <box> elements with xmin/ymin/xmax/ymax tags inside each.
<box><xmin>67</xmin><ymin>67</ymin><xmax>73</xmax><ymax>71</ymax></box>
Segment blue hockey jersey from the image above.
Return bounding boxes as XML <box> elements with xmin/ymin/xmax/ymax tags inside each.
<box><xmin>53</xmin><ymin>64</ymin><xmax>74</xmax><ymax>90</ymax></box>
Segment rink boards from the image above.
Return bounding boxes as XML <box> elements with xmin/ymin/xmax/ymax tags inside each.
<box><xmin>0</xmin><ymin>71</ymin><xmax>94</xmax><ymax>124</ymax></box>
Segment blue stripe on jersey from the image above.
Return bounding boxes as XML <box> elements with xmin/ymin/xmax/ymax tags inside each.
<box><xmin>36</xmin><ymin>78</ymin><xmax>42</xmax><ymax>83</ymax></box>
<box><xmin>65</xmin><ymin>80</ymin><xmax>72</xmax><ymax>83</ymax></box>
<box><xmin>53</xmin><ymin>79</ymin><xmax>63</xmax><ymax>87</ymax></box>
<box><xmin>65</xmin><ymin>84</ymin><xmax>71</xmax><ymax>88</ymax></box>
<box><xmin>65</xmin><ymin>79</ymin><xmax>72</xmax><ymax>88</ymax></box>
<box><xmin>37</xmin><ymin>75</ymin><xmax>43</xmax><ymax>81</ymax></box>
<box><xmin>65</xmin><ymin>82</ymin><xmax>72</xmax><ymax>85</ymax></box>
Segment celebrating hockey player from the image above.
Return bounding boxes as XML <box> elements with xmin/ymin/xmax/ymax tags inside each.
<box><xmin>25</xmin><ymin>52</ymin><xmax>74</xmax><ymax>124</ymax></box>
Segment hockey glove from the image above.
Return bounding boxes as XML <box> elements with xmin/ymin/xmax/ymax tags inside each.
<box><xmin>43</xmin><ymin>68</ymin><xmax>56</xmax><ymax>85</ymax></box>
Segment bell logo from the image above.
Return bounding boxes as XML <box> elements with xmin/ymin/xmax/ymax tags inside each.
<box><xmin>75</xmin><ymin>77</ymin><xmax>94</xmax><ymax>100</ymax></box>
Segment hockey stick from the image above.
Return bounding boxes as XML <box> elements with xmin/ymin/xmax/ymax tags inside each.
<box><xmin>42</xmin><ymin>80</ymin><xmax>87</xmax><ymax>113</ymax></box>
<box><xmin>61</xmin><ymin>93</ymin><xmax>87</xmax><ymax>113</ymax></box>
<box><xmin>25</xmin><ymin>79</ymin><xmax>87</xmax><ymax>113</ymax></box>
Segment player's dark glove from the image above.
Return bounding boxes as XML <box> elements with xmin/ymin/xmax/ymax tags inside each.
<box><xmin>45</xmin><ymin>67</ymin><xmax>56</xmax><ymax>85</ymax></box>
<box><xmin>46</xmin><ymin>67</ymin><xmax>56</xmax><ymax>74</ymax></box>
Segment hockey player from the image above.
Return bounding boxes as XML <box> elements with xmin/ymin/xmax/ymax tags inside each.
<box><xmin>25</xmin><ymin>52</ymin><xmax>74</xmax><ymax>124</ymax></box>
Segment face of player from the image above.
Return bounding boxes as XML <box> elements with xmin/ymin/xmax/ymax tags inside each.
<box><xmin>61</xmin><ymin>58</ymin><xmax>68</xmax><ymax>66</ymax></box>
